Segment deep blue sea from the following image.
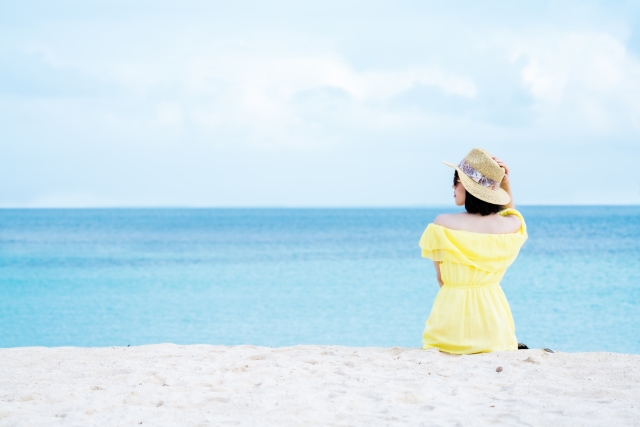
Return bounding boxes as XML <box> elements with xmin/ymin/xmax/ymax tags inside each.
<box><xmin>1</xmin><ymin>207</ymin><xmax>639</xmax><ymax>353</ymax></box>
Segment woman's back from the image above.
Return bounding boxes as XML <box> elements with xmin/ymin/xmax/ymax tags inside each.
<box><xmin>421</xmin><ymin>209</ymin><xmax>528</xmax><ymax>283</ymax></box>
<box><xmin>433</xmin><ymin>211</ymin><xmax>522</xmax><ymax>234</ymax></box>
<box><xmin>420</xmin><ymin>210</ymin><xmax>528</xmax><ymax>354</ymax></box>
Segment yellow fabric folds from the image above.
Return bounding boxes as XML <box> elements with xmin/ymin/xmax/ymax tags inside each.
<box><xmin>419</xmin><ymin>209</ymin><xmax>528</xmax><ymax>354</ymax></box>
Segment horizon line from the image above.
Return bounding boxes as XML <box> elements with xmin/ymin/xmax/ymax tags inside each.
<box><xmin>1</xmin><ymin>204</ymin><xmax>639</xmax><ymax>210</ymax></box>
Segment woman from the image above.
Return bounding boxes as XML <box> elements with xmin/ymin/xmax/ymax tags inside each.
<box><xmin>419</xmin><ymin>148</ymin><xmax>528</xmax><ymax>354</ymax></box>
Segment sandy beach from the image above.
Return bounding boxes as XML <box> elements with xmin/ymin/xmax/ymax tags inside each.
<box><xmin>0</xmin><ymin>344</ymin><xmax>638</xmax><ymax>426</ymax></box>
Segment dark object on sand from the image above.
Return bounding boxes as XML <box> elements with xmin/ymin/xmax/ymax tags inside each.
<box><xmin>496</xmin><ymin>366</ymin><xmax>503</xmax><ymax>372</ymax></box>
<box><xmin>518</xmin><ymin>343</ymin><xmax>529</xmax><ymax>350</ymax></box>
<box><xmin>543</xmin><ymin>348</ymin><xmax>554</xmax><ymax>353</ymax></box>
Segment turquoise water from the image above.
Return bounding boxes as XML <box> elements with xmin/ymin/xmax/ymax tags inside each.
<box><xmin>0</xmin><ymin>207</ymin><xmax>639</xmax><ymax>353</ymax></box>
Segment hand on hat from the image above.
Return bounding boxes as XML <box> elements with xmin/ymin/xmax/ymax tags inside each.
<box><xmin>492</xmin><ymin>156</ymin><xmax>511</xmax><ymax>187</ymax></box>
<box><xmin>492</xmin><ymin>156</ymin><xmax>514</xmax><ymax>208</ymax></box>
<box><xmin>491</xmin><ymin>156</ymin><xmax>509</xmax><ymax>178</ymax></box>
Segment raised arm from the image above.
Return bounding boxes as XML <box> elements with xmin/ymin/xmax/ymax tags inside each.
<box><xmin>492</xmin><ymin>156</ymin><xmax>514</xmax><ymax>209</ymax></box>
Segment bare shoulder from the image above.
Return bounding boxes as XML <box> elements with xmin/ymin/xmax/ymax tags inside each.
<box><xmin>433</xmin><ymin>213</ymin><xmax>467</xmax><ymax>229</ymax></box>
<box><xmin>500</xmin><ymin>213</ymin><xmax>522</xmax><ymax>233</ymax></box>
<box><xmin>435</xmin><ymin>212</ymin><xmax>521</xmax><ymax>234</ymax></box>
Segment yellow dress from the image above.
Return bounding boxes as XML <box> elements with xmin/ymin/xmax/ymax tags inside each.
<box><xmin>419</xmin><ymin>209</ymin><xmax>528</xmax><ymax>354</ymax></box>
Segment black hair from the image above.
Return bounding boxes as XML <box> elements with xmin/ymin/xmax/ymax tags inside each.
<box><xmin>454</xmin><ymin>171</ymin><xmax>502</xmax><ymax>216</ymax></box>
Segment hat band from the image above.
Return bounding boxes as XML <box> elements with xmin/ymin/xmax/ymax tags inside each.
<box><xmin>459</xmin><ymin>159</ymin><xmax>500</xmax><ymax>190</ymax></box>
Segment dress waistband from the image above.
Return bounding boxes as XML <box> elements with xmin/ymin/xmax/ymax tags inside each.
<box><xmin>442</xmin><ymin>281</ymin><xmax>500</xmax><ymax>289</ymax></box>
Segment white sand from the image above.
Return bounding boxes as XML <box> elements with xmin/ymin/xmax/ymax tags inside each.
<box><xmin>0</xmin><ymin>345</ymin><xmax>638</xmax><ymax>426</ymax></box>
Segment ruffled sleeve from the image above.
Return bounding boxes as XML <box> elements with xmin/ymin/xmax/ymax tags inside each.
<box><xmin>419</xmin><ymin>224</ymin><xmax>480</xmax><ymax>266</ymax></box>
<box><xmin>498</xmin><ymin>208</ymin><xmax>527</xmax><ymax>235</ymax></box>
<box><xmin>418</xmin><ymin>209</ymin><xmax>528</xmax><ymax>272</ymax></box>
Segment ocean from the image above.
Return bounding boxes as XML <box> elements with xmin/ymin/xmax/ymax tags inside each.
<box><xmin>1</xmin><ymin>207</ymin><xmax>638</xmax><ymax>353</ymax></box>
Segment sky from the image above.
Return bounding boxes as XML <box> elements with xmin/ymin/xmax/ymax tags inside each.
<box><xmin>1</xmin><ymin>0</ymin><xmax>640</xmax><ymax>207</ymax></box>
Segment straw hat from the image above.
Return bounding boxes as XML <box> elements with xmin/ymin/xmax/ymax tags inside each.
<box><xmin>443</xmin><ymin>148</ymin><xmax>510</xmax><ymax>206</ymax></box>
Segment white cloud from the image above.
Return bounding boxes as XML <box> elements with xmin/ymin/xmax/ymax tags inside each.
<box><xmin>515</xmin><ymin>31</ymin><xmax>640</xmax><ymax>131</ymax></box>
<box><xmin>35</xmin><ymin>45</ymin><xmax>478</xmax><ymax>150</ymax></box>
<box><xmin>2</xmin><ymin>1</ymin><xmax>640</xmax><ymax>206</ymax></box>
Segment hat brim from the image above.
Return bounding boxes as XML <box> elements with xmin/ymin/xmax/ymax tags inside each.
<box><xmin>442</xmin><ymin>161</ymin><xmax>511</xmax><ymax>206</ymax></box>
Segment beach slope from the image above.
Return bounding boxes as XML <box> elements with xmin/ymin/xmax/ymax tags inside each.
<box><xmin>0</xmin><ymin>345</ymin><xmax>638</xmax><ymax>426</ymax></box>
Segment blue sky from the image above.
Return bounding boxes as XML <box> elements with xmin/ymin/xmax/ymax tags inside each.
<box><xmin>1</xmin><ymin>0</ymin><xmax>640</xmax><ymax>207</ymax></box>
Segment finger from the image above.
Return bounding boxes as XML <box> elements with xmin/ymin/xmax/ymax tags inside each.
<box><xmin>492</xmin><ymin>156</ymin><xmax>509</xmax><ymax>174</ymax></box>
